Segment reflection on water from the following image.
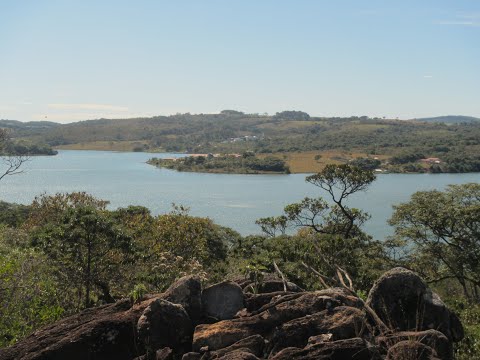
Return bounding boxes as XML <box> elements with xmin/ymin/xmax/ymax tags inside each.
<box><xmin>1</xmin><ymin>150</ymin><xmax>479</xmax><ymax>240</ymax></box>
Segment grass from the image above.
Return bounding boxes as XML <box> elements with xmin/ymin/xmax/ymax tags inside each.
<box><xmin>259</xmin><ymin>150</ymin><xmax>389</xmax><ymax>173</ymax></box>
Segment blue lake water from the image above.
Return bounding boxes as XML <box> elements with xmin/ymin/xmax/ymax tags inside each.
<box><xmin>1</xmin><ymin>150</ymin><xmax>479</xmax><ymax>240</ymax></box>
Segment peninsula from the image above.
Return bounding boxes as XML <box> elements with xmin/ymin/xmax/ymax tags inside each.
<box><xmin>147</xmin><ymin>153</ymin><xmax>290</xmax><ymax>174</ymax></box>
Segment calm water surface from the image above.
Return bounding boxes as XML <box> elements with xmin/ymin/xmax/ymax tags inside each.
<box><xmin>1</xmin><ymin>150</ymin><xmax>479</xmax><ymax>240</ymax></box>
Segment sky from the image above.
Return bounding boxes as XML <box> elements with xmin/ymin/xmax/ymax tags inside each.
<box><xmin>0</xmin><ymin>0</ymin><xmax>479</xmax><ymax>123</ymax></box>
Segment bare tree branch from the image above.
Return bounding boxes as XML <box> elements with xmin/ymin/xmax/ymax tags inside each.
<box><xmin>0</xmin><ymin>155</ymin><xmax>29</xmax><ymax>182</ymax></box>
<box><xmin>273</xmin><ymin>261</ymin><xmax>288</xmax><ymax>292</ymax></box>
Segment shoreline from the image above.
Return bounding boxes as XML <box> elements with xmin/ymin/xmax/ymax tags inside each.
<box><xmin>52</xmin><ymin>148</ymin><xmax>480</xmax><ymax>175</ymax></box>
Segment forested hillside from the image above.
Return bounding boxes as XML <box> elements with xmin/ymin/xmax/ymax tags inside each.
<box><xmin>5</xmin><ymin>111</ymin><xmax>480</xmax><ymax>173</ymax></box>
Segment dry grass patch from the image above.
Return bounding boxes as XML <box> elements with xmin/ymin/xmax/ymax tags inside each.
<box><xmin>259</xmin><ymin>151</ymin><xmax>388</xmax><ymax>173</ymax></box>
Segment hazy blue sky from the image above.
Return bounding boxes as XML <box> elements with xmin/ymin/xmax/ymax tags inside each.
<box><xmin>1</xmin><ymin>0</ymin><xmax>479</xmax><ymax>123</ymax></box>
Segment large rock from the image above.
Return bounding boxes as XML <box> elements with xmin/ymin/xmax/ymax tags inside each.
<box><xmin>162</xmin><ymin>275</ymin><xmax>202</xmax><ymax>323</ymax></box>
<box><xmin>269</xmin><ymin>306</ymin><xmax>370</xmax><ymax>355</ymax></box>
<box><xmin>0</xmin><ymin>298</ymin><xmax>154</xmax><ymax>360</ymax></box>
<box><xmin>201</xmin><ymin>281</ymin><xmax>245</xmax><ymax>320</ymax></box>
<box><xmin>244</xmin><ymin>291</ymin><xmax>296</xmax><ymax>312</ymax></box>
<box><xmin>137</xmin><ymin>299</ymin><xmax>193</xmax><ymax>355</ymax></box>
<box><xmin>270</xmin><ymin>338</ymin><xmax>379</xmax><ymax>360</ymax></box>
<box><xmin>366</xmin><ymin>267</ymin><xmax>464</xmax><ymax>342</ymax></box>
<box><xmin>193</xmin><ymin>291</ymin><xmax>355</xmax><ymax>351</ymax></box>
<box><xmin>206</xmin><ymin>335</ymin><xmax>265</xmax><ymax>359</ymax></box>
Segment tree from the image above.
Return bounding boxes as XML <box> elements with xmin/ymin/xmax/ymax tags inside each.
<box><xmin>389</xmin><ymin>183</ymin><xmax>480</xmax><ymax>301</ymax></box>
<box><xmin>132</xmin><ymin>205</ymin><xmax>239</xmax><ymax>291</ymax></box>
<box><xmin>254</xmin><ymin>165</ymin><xmax>385</xmax><ymax>291</ymax></box>
<box><xmin>304</xmin><ymin>164</ymin><xmax>375</xmax><ymax>238</ymax></box>
<box><xmin>0</xmin><ymin>129</ymin><xmax>29</xmax><ymax>182</ymax></box>
<box><xmin>273</xmin><ymin>111</ymin><xmax>310</xmax><ymax>121</ymax></box>
<box><xmin>28</xmin><ymin>194</ymin><xmax>133</xmax><ymax>309</ymax></box>
<box><xmin>257</xmin><ymin>164</ymin><xmax>375</xmax><ymax>239</ymax></box>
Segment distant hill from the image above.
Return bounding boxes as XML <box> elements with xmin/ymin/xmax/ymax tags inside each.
<box><xmin>2</xmin><ymin>112</ymin><xmax>480</xmax><ymax>173</ymax></box>
<box><xmin>413</xmin><ymin>115</ymin><xmax>480</xmax><ymax>124</ymax></box>
<box><xmin>0</xmin><ymin>119</ymin><xmax>60</xmax><ymax>132</ymax></box>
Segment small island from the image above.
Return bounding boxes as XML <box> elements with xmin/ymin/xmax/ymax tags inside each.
<box><xmin>147</xmin><ymin>153</ymin><xmax>290</xmax><ymax>174</ymax></box>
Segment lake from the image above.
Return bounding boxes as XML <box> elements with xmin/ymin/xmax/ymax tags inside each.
<box><xmin>1</xmin><ymin>150</ymin><xmax>479</xmax><ymax>240</ymax></box>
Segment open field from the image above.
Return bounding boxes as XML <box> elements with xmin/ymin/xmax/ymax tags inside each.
<box><xmin>259</xmin><ymin>150</ymin><xmax>389</xmax><ymax>173</ymax></box>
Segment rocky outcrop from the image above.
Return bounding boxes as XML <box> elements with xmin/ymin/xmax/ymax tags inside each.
<box><xmin>0</xmin><ymin>268</ymin><xmax>464</xmax><ymax>360</ymax></box>
<box><xmin>367</xmin><ymin>267</ymin><xmax>464</xmax><ymax>343</ymax></box>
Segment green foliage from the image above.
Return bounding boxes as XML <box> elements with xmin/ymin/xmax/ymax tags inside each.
<box><xmin>390</xmin><ymin>183</ymin><xmax>480</xmax><ymax>301</ymax></box>
<box><xmin>262</xmin><ymin>164</ymin><xmax>376</xmax><ymax>239</ymax></box>
<box><xmin>2</xmin><ymin>140</ymin><xmax>57</xmax><ymax>156</ymax></box>
<box><xmin>255</xmin><ymin>216</ymin><xmax>288</xmax><ymax>237</ymax></box>
<box><xmin>0</xmin><ymin>201</ymin><xmax>30</xmax><ymax>227</ymax></box>
<box><xmin>31</xmin><ymin>205</ymin><xmax>134</xmax><ymax>308</ymax></box>
<box><xmin>273</xmin><ymin>111</ymin><xmax>310</xmax><ymax>121</ymax></box>
<box><xmin>389</xmin><ymin>151</ymin><xmax>425</xmax><ymax>165</ymax></box>
<box><xmin>349</xmin><ymin>157</ymin><xmax>381</xmax><ymax>170</ymax></box>
<box><xmin>444</xmin><ymin>301</ymin><xmax>480</xmax><ymax>359</ymax></box>
<box><xmin>129</xmin><ymin>283</ymin><xmax>148</xmax><ymax>304</ymax></box>
<box><xmin>0</xmin><ymin>129</ymin><xmax>56</xmax><ymax>156</ymax></box>
<box><xmin>243</xmin><ymin>264</ymin><xmax>267</xmax><ymax>294</ymax></box>
<box><xmin>25</xmin><ymin>192</ymin><xmax>109</xmax><ymax>228</ymax></box>
<box><xmin>229</xmin><ymin>231</ymin><xmax>388</xmax><ymax>292</ymax></box>
<box><xmin>252</xmin><ymin>165</ymin><xmax>387</xmax><ymax>291</ymax></box>
<box><xmin>148</xmin><ymin>154</ymin><xmax>290</xmax><ymax>174</ymax></box>
<box><xmin>0</xmin><ymin>228</ymin><xmax>63</xmax><ymax>347</ymax></box>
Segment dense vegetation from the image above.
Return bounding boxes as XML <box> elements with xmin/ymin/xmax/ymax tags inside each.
<box><xmin>0</xmin><ymin>164</ymin><xmax>479</xmax><ymax>356</ymax></box>
<box><xmin>148</xmin><ymin>153</ymin><xmax>290</xmax><ymax>174</ymax></box>
<box><xmin>1</xmin><ymin>140</ymin><xmax>57</xmax><ymax>156</ymax></box>
<box><xmin>6</xmin><ymin>111</ymin><xmax>480</xmax><ymax>173</ymax></box>
<box><xmin>0</xmin><ymin>126</ymin><xmax>57</xmax><ymax>156</ymax></box>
